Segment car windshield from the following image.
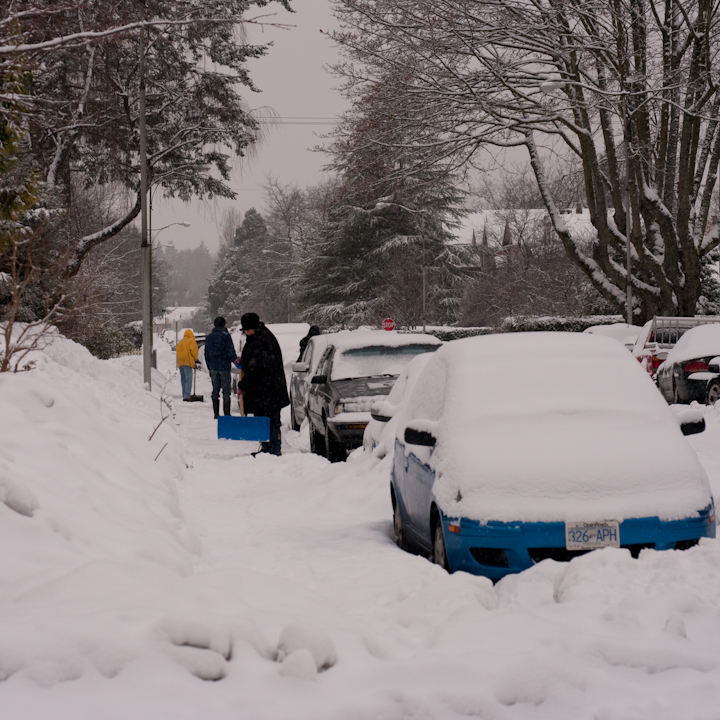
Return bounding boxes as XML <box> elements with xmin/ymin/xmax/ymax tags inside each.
<box><xmin>331</xmin><ymin>344</ymin><xmax>438</xmax><ymax>381</ymax></box>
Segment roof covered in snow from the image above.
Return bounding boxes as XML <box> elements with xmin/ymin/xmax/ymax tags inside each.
<box><xmin>325</xmin><ymin>330</ymin><xmax>442</xmax><ymax>352</ymax></box>
<box><xmin>450</xmin><ymin>208</ymin><xmax>595</xmax><ymax>247</ymax></box>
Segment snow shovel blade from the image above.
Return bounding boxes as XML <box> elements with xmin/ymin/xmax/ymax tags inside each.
<box><xmin>217</xmin><ymin>415</ymin><xmax>270</xmax><ymax>442</ymax></box>
<box><xmin>188</xmin><ymin>394</ymin><xmax>204</xmax><ymax>402</ymax></box>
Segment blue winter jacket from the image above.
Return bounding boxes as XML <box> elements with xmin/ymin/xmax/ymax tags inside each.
<box><xmin>204</xmin><ymin>327</ymin><xmax>237</xmax><ymax>371</ymax></box>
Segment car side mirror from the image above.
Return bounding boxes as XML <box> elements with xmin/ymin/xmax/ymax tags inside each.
<box><xmin>311</xmin><ymin>375</ymin><xmax>327</xmax><ymax>384</ymax></box>
<box><xmin>292</xmin><ymin>362</ymin><xmax>309</xmax><ymax>373</ymax></box>
<box><xmin>404</xmin><ymin>426</ymin><xmax>436</xmax><ymax>447</ymax></box>
<box><xmin>370</xmin><ymin>401</ymin><xmax>394</xmax><ymax>423</ymax></box>
<box><xmin>681</xmin><ymin>419</ymin><xmax>705</xmax><ymax>436</ymax></box>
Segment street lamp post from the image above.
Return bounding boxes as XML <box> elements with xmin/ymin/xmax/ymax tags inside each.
<box><xmin>139</xmin><ymin>10</ymin><xmax>151</xmax><ymax>388</ymax></box>
<box><xmin>143</xmin><ymin>221</ymin><xmax>190</xmax><ymax>382</ymax></box>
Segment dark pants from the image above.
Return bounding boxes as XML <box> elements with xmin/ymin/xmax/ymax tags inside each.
<box><xmin>260</xmin><ymin>410</ymin><xmax>282</xmax><ymax>456</ymax></box>
<box><xmin>209</xmin><ymin>370</ymin><xmax>232</xmax><ymax>401</ymax></box>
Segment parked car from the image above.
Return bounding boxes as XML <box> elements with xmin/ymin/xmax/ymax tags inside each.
<box><xmin>289</xmin><ymin>333</ymin><xmax>329</xmax><ymax>431</ymax></box>
<box><xmin>632</xmin><ymin>316</ymin><xmax>720</xmax><ymax>377</ymax></box>
<box><xmin>384</xmin><ymin>332</ymin><xmax>714</xmax><ymax>582</ymax></box>
<box><xmin>363</xmin><ymin>352</ymin><xmax>435</xmax><ymax>458</ymax></box>
<box><xmin>656</xmin><ymin>324</ymin><xmax>720</xmax><ymax>405</ymax></box>
<box><xmin>306</xmin><ymin>331</ymin><xmax>442</xmax><ymax>462</ymax></box>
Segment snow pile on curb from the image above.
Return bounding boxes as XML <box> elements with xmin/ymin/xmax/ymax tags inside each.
<box><xmin>0</xmin><ymin>334</ymin><xmax>201</xmax><ymax>689</ymax></box>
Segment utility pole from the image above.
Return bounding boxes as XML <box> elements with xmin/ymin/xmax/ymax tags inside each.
<box><xmin>623</xmin><ymin>92</ymin><xmax>633</xmax><ymax>326</ymax></box>
<box><xmin>421</xmin><ymin>217</ymin><xmax>427</xmax><ymax>334</ymax></box>
<box><xmin>139</xmin><ymin>3</ymin><xmax>152</xmax><ymax>389</ymax></box>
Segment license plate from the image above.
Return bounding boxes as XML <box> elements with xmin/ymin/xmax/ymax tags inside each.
<box><xmin>565</xmin><ymin>521</ymin><xmax>620</xmax><ymax>550</ymax></box>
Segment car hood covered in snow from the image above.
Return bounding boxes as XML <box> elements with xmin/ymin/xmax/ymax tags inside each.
<box><xmin>398</xmin><ymin>332</ymin><xmax>713</xmax><ymax>524</ymax></box>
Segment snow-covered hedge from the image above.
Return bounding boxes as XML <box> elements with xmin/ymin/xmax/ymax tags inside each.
<box><xmin>500</xmin><ymin>314</ymin><xmax>624</xmax><ymax>333</ymax></box>
<box><xmin>399</xmin><ymin>316</ymin><xmax>623</xmax><ymax>340</ymax></box>
<box><xmin>400</xmin><ymin>326</ymin><xmax>495</xmax><ymax>341</ymax></box>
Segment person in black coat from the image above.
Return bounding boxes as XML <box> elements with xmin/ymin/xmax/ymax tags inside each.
<box><xmin>237</xmin><ymin>312</ymin><xmax>289</xmax><ymax>455</ymax></box>
<box><xmin>204</xmin><ymin>316</ymin><xmax>239</xmax><ymax>418</ymax></box>
<box><xmin>297</xmin><ymin>325</ymin><xmax>321</xmax><ymax>361</ymax></box>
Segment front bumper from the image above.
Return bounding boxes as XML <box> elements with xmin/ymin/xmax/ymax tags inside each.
<box><xmin>441</xmin><ymin>504</ymin><xmax>716</xmax><ymax>582</ymax></box>
<box><xmin>327</xmin><ymin>413</ymin><xmax>370</xmax><ymax>449</ymax></box>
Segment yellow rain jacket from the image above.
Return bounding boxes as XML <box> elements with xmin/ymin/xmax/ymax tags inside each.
<box><xmin>176</xmin><ymin>329</ymin><xmax>199</xmax><ymax>368</ymax></box>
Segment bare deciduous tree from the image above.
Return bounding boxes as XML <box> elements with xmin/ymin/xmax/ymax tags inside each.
<box><xmin>332</xmin><ymin>0</ymin><xmax>720</xmax><ymax>321</ymax></box>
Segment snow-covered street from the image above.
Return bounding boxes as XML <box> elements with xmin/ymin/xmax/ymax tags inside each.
<box><xmin>3</xmin><ymin>331</ymin><xmax>720</xmax><ymax>718</ymax></box>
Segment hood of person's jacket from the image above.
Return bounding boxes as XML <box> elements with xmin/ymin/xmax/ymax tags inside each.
<box><xmin>183</xmin><ymin>329</ymin><xmax>195</xmax><ymax>339</ymax></box>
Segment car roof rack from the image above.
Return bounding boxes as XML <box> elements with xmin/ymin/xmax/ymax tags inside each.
<box><xmin>650</xmin><ymin>316</ymin><xmax>720</xmax><ymax>348</ymax></box>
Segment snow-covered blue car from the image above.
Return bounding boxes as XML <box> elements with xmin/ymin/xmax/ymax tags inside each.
<box><xmin>385</xmin><ymin>332</ymin><xmax>716</xmax><ymax>581</ymax></box>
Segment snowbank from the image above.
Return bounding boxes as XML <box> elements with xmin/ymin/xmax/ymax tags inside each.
<box><xmin>5</xmin><ymin>330</ymin><xmax>720</xmax><ymax>719</ymax></box>
<box><xmin>0</xmin><ymin>334</ymin><xmax>203</xmax><ymax>695</ymax></box>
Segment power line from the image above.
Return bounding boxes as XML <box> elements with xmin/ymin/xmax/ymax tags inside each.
<box><xmin>256</xmin><ymin>116</ymin><xmax>338</xmax><ymax>126</ymax></box>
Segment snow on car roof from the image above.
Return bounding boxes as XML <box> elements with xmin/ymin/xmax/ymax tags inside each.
<box><xmin>326</xmin><ymin>330</ymin><xmax>442</xmax><ymax>351</ymax></box>
<box><xmin>663</xmin><ymin>323</ymin><xmax>720</xmax><ymax>365</ymax></box>
<box><xmin>583</xmin><ymin>323</ymin><xmax>643</xmax><ymax>343</ymax></box>
<box><xmin>402</xmin><ymin>332</ymin><xmax>711</xmax><ymax>524</ymax></box>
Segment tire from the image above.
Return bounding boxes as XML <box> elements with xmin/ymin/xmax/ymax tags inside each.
<box><xmin>432</xmin><ymin>519</ymin><xmax>450</xmax><ymax>571</ymax></box>
<box><xmin>309</xmin><ymin>422</ymin><xmax>325</xmax><ymax>456</ymax></box>
<box><xmin>325</xmin><ymin>422</ymin><xmax>347</xmax><ymax>463</ymax></box>
<box><xmin>290</xmin><ymin>403</ymin><xmax>300</xmax><ymax>431</ymax></box>
<box><xmin>706</xmin><ymin>380</ymin><xmax>720</xmax><ymax>406</ymax></box>
<box><xmin>393</xmin><ymin>495</ymin><xmax>409</xmax><ymax>551</ymax></box>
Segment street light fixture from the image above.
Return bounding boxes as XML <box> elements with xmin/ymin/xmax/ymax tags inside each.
<box><xmin>143</xmin><ymin>218</ymin><xmax>191</xmax><ymax>385</ymax></box>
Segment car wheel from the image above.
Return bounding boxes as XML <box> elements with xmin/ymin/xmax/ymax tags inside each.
<box><xmin>309</xmin><ymin>423</ymin><xmax>325</xmax><ymax>456</ymax></box>
<box><xmin>432</xmin><ymin>520</ymin><xmax>450</xmax><ymax>571</ymax></box>
<box><xmin>393</xmin><ymin>496</ymin><xmax>409</xmax><ymax>551</ymax></box>
<box><xmin>324</xmin><ymin>422</ymin><xmax>347</xmax><ymax>463</ymax></box>
<box><xmin>706</xmin><ymin>380</ymin><xmax>720</xmax><ymax>405</ymax></box>
<box><xmin>290</xmin><ymin>402</ymin><xmax>300</xmax><ymax>431</ymax></box>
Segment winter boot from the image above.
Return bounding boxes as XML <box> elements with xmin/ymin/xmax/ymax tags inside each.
<box><xmin>223</xmin><ymin>398</ymin><xmax>232</xmax><ymax>416</ymax></box>
<box><xmin>212</xmin><ymin>398</ymin><xmax>220</xmax><ymax>419</ymax></box>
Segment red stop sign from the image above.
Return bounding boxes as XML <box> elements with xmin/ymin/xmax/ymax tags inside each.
<box><xmin>382</xmin><ymin>318</ymin><xmax>395</xmax><ymax>331</ymax></box>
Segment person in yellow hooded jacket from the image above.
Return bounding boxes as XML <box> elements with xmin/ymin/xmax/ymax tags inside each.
<box><xmin>176</xmin><ymin>329</ymin><xmax>199</xmax><ymax>401</ymax></box>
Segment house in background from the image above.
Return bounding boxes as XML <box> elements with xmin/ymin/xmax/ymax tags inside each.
<box><xmin>450</xmin><ymin>206</ymin><xmax>595</xmax><ymax>264</ymax></box>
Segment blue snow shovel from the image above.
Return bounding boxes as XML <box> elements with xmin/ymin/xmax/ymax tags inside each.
<box><xmin>217</xmin><ymin>415</ymin><xmax>270</xmax><ymax>441</ymax></box>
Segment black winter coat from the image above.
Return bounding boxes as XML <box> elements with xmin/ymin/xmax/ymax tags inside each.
<box><xmin>238</xmin><ymin>323</ymin><xmax>289</xmax><ymax>415</ymax></box>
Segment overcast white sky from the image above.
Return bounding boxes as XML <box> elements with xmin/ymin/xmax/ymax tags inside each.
<box><xmin>150</xmin><ymin>1</ymin><xmax>346</xmax><ymax>252</ymax></box>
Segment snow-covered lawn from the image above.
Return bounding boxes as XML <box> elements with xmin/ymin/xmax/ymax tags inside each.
<box><xmin>2</xmin><ymin>330</ymin><xmax>720</xmax><ymax>718</ymax></box>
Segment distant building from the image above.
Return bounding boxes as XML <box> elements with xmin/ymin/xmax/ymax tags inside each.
<box><xmin>450</xmin><ymin>208</ymin><xmax>594</xmax><ymax>266</ymax></box>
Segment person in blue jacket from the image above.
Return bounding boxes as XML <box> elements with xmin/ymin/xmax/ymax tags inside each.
<box><xmin>204</xmin><ymin>316</ymin><xmax>238</xmax><ymax>418</ymax></box>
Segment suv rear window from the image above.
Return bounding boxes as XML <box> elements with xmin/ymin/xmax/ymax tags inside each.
<box><xmin>652</xmin><ymin>327</ymin><xmax>691</xmax><ymax>345</ymax></box>
<box><xmin>331</xmin><ymin>344</ymin><xmax>439</xmax><ymax>380</ymax></box>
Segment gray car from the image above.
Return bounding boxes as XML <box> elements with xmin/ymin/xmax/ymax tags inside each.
<box><xmin>289</xmin><ymin>334</ymin><xmax>329</xmax><ymax>430</ymax></box>
<box><xmin>305</xmin><ymin>330</ymin><xmax>442</xmax><ymax>462</ymax></box>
